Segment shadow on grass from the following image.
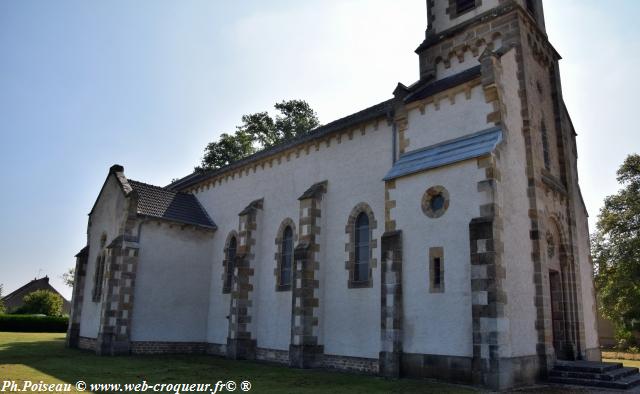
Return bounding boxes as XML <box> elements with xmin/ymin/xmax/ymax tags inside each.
<box><xmin>0</xmin><ymin>333</ymin><xmax>480</xmax><ymax>394</ymax></box>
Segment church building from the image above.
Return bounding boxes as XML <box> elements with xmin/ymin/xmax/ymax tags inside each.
<box><xmin>67</xmin><ymin>0</ymin><xmax>600</xmax><ymax>389</ymax></box>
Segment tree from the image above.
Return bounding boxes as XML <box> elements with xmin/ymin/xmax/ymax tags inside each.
<box><xmin>197</xmin><ymin>100</ymin><xmax>320</xmax><ymax>171</ymax></box>
<box><xmin>19</xmin><ymin>290</ymin><xmax>63</xmax><ymax>316</ymax></box>
<box><xmin>62</xmin><ymin>267</ymin><xmax>75</xmax><ymax>288</ymax></box>
<box><xmin>197</xmin><ymin>131</ymin><xmax>255</xmax><ymax>172</ymax></box>
<box><xmin>593</xmin><ymin>154</ymin><xmax>640</xmax><ymax>347</ymax></box>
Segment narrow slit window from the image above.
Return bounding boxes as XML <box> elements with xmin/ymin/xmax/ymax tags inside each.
<box><xmin>92</xmin><ymin>254</ymin><xmax>105</xmax><ymax>302</ymax></box>
<box><xmin>433</xmin><ymin>257</ymin><xmax>442</xmax><ymax>287</ymax></box>
<box><xmin>280</xmin><ymin>226</ymin><xmax>293</xmax><ymax>288</ymax></box>
<box><xmin>354</xmin><ymin>212</ymin><xmax>370</xmax><ymax>283</ymax></box>
<box><xmin>224</xmin><ymin>236</ymin><xmax>237</xmax><ymax>293</ymax></box>
<box><xmin>429</xmin><ymin>247</ymin><xmax>444</xmax><ymax>293</ymax></box>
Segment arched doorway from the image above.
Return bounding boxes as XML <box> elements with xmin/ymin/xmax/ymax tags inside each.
<box><xmin>546</xmin><ymin>220</ymin><xmax>581</xmax><ymax>360</ymax></box>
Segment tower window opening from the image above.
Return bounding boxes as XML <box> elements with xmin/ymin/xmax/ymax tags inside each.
<box><xmin>456</xmin><ymin>0</ymin><xmax>476</xmax><ymax>14</ymax></box>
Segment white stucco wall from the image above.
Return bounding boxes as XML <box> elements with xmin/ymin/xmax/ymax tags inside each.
<box><xmin>498</xmin><ymin>49</ymin><xmax>538</xmax><ymax>357</ymax></box>
<box><xmin>390</xmin><ymin>161</ymin><xmax>484</xmax><ymax>357</ymax></box>
<box><xmin>79</xmin><ymin>175</ymin><xmax>127</xmax><ymax>339</ymax></box>
<box><xmin>575</xmin><ymin>195</ymin><xmax>598</xmax><ymax>351</ymax></box>
<box><xmin>130</xmin><ymin>222</ymin><xmax>214</xmax><ymax>342</ymax></box>
<box><xmin>404</xmin><ymin>85</ymin><xmax>493</xmax><ymax>153</ymax></box>
<box><xmin>198</xmin><ymin>120</ymin><xmax>390</xmax><ymax>358</ymax></box>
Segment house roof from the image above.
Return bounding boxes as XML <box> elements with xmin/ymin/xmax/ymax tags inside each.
<box><xmin>383</xmin><ymin>127</ymin><xmax>503</xmax><ymax>181</ymax></box>
<box><xmin>2</xmin><ymin>277</ymin><xmax>69</xmax><ymax>304</ymax></box>
<box><xmin>167</xmin><ymin>98</ymin><xmax>395</xmax><ymax>191</ymax></box>
<box><xmin>128</xmin><ymin>180</ymin><xmax>216</xmax><ymax>229</ymax></box>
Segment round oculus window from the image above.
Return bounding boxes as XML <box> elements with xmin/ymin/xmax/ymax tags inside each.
<box><xmin>422</xmin><ymin>186</ymin><xmax>450</xmax><ymax>218</ymax></box>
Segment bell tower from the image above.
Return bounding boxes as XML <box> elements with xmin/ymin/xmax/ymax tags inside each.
<box><xmin>417</xmin><ymin>0</ymin><xmax>547</xmax><ymax>81</ymax></box>
<box><xmin>393</xmin><ymin>0</ymin><xmax>595</xmax><ymax>390</ymax></box>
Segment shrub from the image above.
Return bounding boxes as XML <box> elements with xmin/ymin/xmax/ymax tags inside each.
<box><xmin>20</xmin><ymin>290</ymin><xmax>63</xmax><ymax>316</ymax></box>
<box><xmin>0</xmin><ymin>314</ymin><xmax>68</xmax><ymax>332</ymax></box>
<box><xmin>615</xmin><ymin>325</ymin><xmax>637</xmax><ymax>351</ymax></box>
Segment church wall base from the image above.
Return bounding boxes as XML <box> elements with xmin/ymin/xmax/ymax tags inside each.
<box><xmin>96</xmin><ymin>332</ymin><xmax>130</xmax><ymax>356</ymax></box>
<box><xmin>78</xmin><ymin>336</ymin><xmax>96</xmax><ymax>351</ymax></box>
<box><xmin>74</xmin><ymin>338</ymin><xmax>547</xmax><ymax>390</ymax></box>
<box><xmin>402</xmin><ymin>353</ymin><xmax>473</xmax><ymax>384</ymax></box>
<box><xmin>130</xmin><ymin>341</ymin><xmax>206</xmax><ymax>355</ymax></box>
<box><xmin>401</xmin><ymin>353</ymin><xmax>543</xmax><ymax>389</ymax></box>
<box><xmin>66</xmin><ymin>324</ymin><xmax>80</xmax><ymax>348</ymax></box>
<box><xmin>226</xmin><ymin>338</ymin><xmax>257</xmax><ymax>360</ymax></box>
<box><xmin>379</xmin><ymin>351</ymin><xmax>401</xmax><ymax>378</ymax></box>
<box><xmin>323</xmin><ymin>354</ymin><xmax>378</xmax><ymax>374</ymax></box>
<box><xmin>288</xmin><ymin>344</ymin><xmax>324</xmax><ymax>369</ymax></box>
<box><xmin>256</xmin><ymin>347</ymin><xmax>289</xmax><ymax>365</ymax></box>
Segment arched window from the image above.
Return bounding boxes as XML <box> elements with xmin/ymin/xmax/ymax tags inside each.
<box><xmin>345</xmin><ymin>203</ymin><xmax>377</xmax><ymax>288</ymax></box>
<box><xmin>223</xmin><ymin>235</ymin><xmax>237</xmax><ymax>293</ymax></box>
<box><xmin>280</xmin><ymin>226</ymin><xmax>293</xmax><ymax>288</ymax></box>
<box><xmin>275</xmin><ymin>219</ymin><xmax>296</xmax><ymax>291</ymax></box>
<box><xmin>354</xmin><ymin>212</ymin><xmax>370</xmax><ymax>283</ymax></box>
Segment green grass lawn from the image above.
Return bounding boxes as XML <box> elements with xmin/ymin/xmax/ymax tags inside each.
<box><xmin>0</xmin><ymin>332</ymin><xmax>478</xmax><ymax>393</ymax></box>
<box><xmin>0</xmin><ymin>332</ymin><xmax>609</xmax><ymax>393</ymax></box>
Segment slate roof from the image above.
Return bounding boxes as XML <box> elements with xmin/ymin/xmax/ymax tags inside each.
<box><xmin>403</xmin><ymin>66</ymin><xmax>481</xmax><ymax>104</ymax></box>
<box><xmin>383</xmin><ymin>126</ymin><xmax>503</xmax><ymax>181</ymax></box>
<box><xmin>128</xmin><ymin>180</ymin><xmax>216</xmax><ymax>229</ymax></box>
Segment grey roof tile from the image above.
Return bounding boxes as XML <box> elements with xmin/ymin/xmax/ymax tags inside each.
<box><xmin>383</xmin><ymin>126</ymin><xmax>502</xmax><ymax>181</ymax></box>
<box><xmin>128</xmin><ymin>180</ymin><xmax>216</xmax><ymax>229</ymax></box>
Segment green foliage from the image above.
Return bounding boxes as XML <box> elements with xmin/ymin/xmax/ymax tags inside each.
<box><xmin>197</xmin><ymin>100</ymin><xmax>320</xmax><ymax>171</ymax></box>
<box><xmin>593</xmin><ymin>154</ymin><xmax>640</xmax><ymax>335</ymax></box>
<box><xmin>197</xmin><ymin>131</ymin><xmax>256</xmax><ymax>172</ymax></box>
<box><xmin>61</xmin><ymin>267</ymin><xmax>75</xmax><ymax>288</ymax></box>
<box><xmin>615</xmin><ymin>325</ymin><xmax>637</xmax><ymax>351</ymax></box>
<box><xmin>19</xmin><ymin>290</ymin><xmax>63</xmax><ymax>317</ymax></box>
<box><xmin>0</xmin><ymin>314</ymin><xmax>68</xmax><ymax>332</ymax></box>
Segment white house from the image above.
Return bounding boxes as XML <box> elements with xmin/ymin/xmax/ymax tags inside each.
<box><xmin>67</xmin><ymin>0</ymin><xmax>600</xmax><ymax>389</ymax></box>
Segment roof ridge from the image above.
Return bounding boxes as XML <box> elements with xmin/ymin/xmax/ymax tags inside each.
<box><xmin>167</xmin><ymin>98</ymin><xmax>394</xmax><ymax>190</ymax></box>
<box><xmin>129</xmin><ymin>179</ymin><xmax>196</xmax><ymax>196</ymax></box>
<box><xmin>2</xmin><ymin>277</ymin><xmax>48</xmax><ymax>301</ymax></box>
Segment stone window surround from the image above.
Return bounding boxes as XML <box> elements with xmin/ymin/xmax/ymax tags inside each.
<box><xmin>447</xmin><ymin>0</ymin><xmax>482</xmax><ymax>19</ymax></box>
<box><xmin>422</xmin><ymin>186</ymin><xmax>450</xmax><ymax>219</ymax></box>
<box><xmin>222</xmin><ymin>230</ymin><xmax>238</xmax><ymax>294</ymax></box>
<box><xmin>429</xmin><ymin>247</ymin><xmax>445</xmax><ymax>293</ymax></box>
<box><xmin>273</xmin><ymin>218</ymin><xmax>297</xmax><ymax>291</ymax></box>
<box><xmin>345</xmin><ymin>203</ymin><xmax>378</xmax><ymax>289</ymax></box>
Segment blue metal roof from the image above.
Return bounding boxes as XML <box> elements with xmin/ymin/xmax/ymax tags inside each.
<box><xmin>383</xmin><ymin>127</ymin><xmax>502</xmax><ymax>181</ymax></box>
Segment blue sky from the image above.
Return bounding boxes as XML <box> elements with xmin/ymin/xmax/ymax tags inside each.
<box><xmin>1</xmin><ymin>1</ymin><xmax>638</xmax><ymax>299</ymax></box>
